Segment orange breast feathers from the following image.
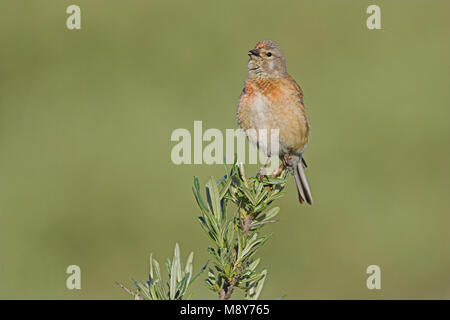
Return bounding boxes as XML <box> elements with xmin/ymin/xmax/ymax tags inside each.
<box><xmin>237</xmin><ymin>76</ymin><xmax>310</xmax><ymax>155</ymax></box>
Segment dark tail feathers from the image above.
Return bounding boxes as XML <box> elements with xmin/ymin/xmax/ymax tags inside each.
<box><xmin>293</xmin><ymin>157</ymin><xmax>313</xmax><ymax>205</ymax></box>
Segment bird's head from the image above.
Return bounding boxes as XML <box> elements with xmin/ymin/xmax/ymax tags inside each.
<box><xmin>247</xmin><ymin>40</ymin><xmax>287</xmax><ymax>78</ymax></box>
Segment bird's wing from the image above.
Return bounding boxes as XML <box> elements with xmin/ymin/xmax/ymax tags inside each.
<box><xmin>285</xmin><ymin>74</ymin><xmax>304</xmax><ymax>105</ymax></box>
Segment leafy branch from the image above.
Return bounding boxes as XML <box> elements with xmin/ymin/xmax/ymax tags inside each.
<box><xmin>117</xmin><ymin>243</ymin><xmax>206</xmax><ymax>300</ymax></box>
<box><xmin>194</xmin><ymin>163</ymin><xmax>288</xmax><ymax>300</ymax></box>
<box><xmin>119</xmin><ymin>162</ymin><xmax>288</xmax><ymax>300</ymax></box>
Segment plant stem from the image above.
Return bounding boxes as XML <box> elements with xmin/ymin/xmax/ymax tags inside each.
<box><xmin>197</xmin><ymin>164</ymin><xmax>286</xmax><ymax>300</ymax></box>
<box><xmin>218</xmin><ymin>210</ymin><xmax>254</xmax><ymax>300</ymax></box>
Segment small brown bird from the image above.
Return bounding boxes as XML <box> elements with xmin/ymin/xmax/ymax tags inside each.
<box><xmin>237</xmin><ymin>40</ymin><xmax>313</xmax><ymax>205</ymax></box>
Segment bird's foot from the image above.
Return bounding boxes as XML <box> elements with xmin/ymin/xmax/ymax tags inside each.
<box><xmin>271</xmin><ymin>154</ymin><xmax>292</xmax><ymax>177</ymax></box>
<box><xmin>271</xmin><ymin>164</ymin><xmax>284</xmax><ymax>178</ymax></box>
<box><xmin>256</xmin><ymin>167</ymin><xmax>268</xmax><ymax>182</ymax></box>
<box><xmin>282</xmin><ymin>154</ymin><xmax>293</xmax><ymax>167</ymax></box>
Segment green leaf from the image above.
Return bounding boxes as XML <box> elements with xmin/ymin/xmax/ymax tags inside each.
<box><xmin>165</xmin><ymin>258</ymin><xmax>172</xmax><ymax>278</ymax></box>
<box><xmin>252</xmin><ymin>269</ymin><xmax>267</xmax><ymax>300</ymax></box>
<box><xmin>149</xmin><ymin>253</ymin><xmax>154</xmax><ymax>283</ymax></box>
<box><xmin>148</xmin><ymin>283</ymin><xmax>158</xmax><ymax>300</ymax></box>
<box><xmin>244</xmin><ymin>268</ymin><xmax>267</xmax><ymax>283</ymax></box>
<box><xmin>169</xmin><ymin>263</ymin><xmax>177</xmax><ymax>299</ymax></box>
<box><xmin>240</xmin><ymin>185</ymin><xmax>256</xmax><ymax>205</ymax></box>
<box><xmin>220</xmin><ymin>215</ymin><xmax>234</xmax><ymax>245</ymax></box>
<box><xmin>188</xmin><ymin>261</ymin><xmax>208</xmax><ymax>288</ymax></box>
<box><xmin>263</xmin><ymin>207</ymin><xmax>280</xmax><ymax>220</ymax></box>
<box><xmin>203</xmin><ymin>209</ymin><xmax>220</xmax><ymax>236</ymax></box>
<box><xmin>174</xmin><ymin>243</ymin><xmax>183</xmax><ymax>282</ymax></box>
<box><xmin>255</xmin><ymin>180</ymin><xmax>264</xmax><ymax>195</ymax></box>
<box><xmin>265</xmin><ymin>177</ymin><xmax>286</xmax><ymax>185</ymax></box>
<box><xmin>265</xmin><ymin>191</ymin><xmax>286</xmax><ymax>203</ymax></box>
<box><xmin>193</xmin><ymin>177</ymin><xmax>209</xmax><ymax>213</ymax></box>
<box><xmin>185</xmin><ymin>252</ymin><xmax>194</xmax><ymax>284</ymax></box>
<box><xmin>153</xmin><ymin>258</ymin><xmax>162</xmax><ymax>284</ymax></box>
<box><xmin>255</xmin><ymin>206</ymin><xmax>280</xmax><ymax>222</ymax></box>
<box><xmin>255</xmin><ymin>188</ymin><xmax>269</xmax><ymax>204</ymax></box>
<box><xmin>206</xmin><ymin>177</ymin><xmax>221</xmax><ymax>220</ymax></box>
<box><xmin>169</xmin><ymin>243</ymin><xmax>183</xmax><ymax>299</ymax></box>
<box><xmin>134</xmin><ymin>279</ymin><xmax>152</xmax><ymax>300</ymax></box>
<box><xmin>247</xmin><ymin>258</ymin><xmax>260</xmax><ymax>272</ymax></box>
<box><xmin>224</xmin><ymin>264</ymin><xmax>232</xmax><ymax>278</ymax></box>
<box><xmin>219</xmin><ymin>175</ymin><xmax>232</xmax><ymax>200</ymax></box>
<box><xmin>240</xmin><ymin>234</ymin><xmax>271</xmax><ymax>262</ymax></box>
<box><xmin>153</xmin><ymin>279</ymin><xmax>166</xmax><ymax>299</ymax></box>
<box><xmin>175</xmin><ymin>273</ymin><xmax>190</xmax><ymax>299</ymax></box>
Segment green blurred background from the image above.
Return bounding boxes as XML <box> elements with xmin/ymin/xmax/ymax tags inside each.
<box><xmin>0</xmin><ymin>0</ymin><xmax>449</xmax><ymax>299</ymax></box>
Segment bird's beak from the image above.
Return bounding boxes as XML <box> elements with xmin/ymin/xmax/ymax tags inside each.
<box><xmin>248</xmin><ymin>49</ymin><xmax>260</xmax><ymax>57</ymax></box>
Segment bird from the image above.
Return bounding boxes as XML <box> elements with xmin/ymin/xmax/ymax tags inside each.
<box><xmin>236</xmin><ymin>40</ymin><xmax>313</xmax><ymax>205</ymax></box>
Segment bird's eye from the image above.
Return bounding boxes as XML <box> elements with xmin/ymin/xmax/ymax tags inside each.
<box><xmin>266</xmin><ymin>52</ymin><xmax>272</xmax><ymax>57</ymax></box>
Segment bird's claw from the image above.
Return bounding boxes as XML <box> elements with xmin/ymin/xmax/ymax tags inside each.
<box><xmin>256</xmin><ymin>167</ymin><xmax>268</xmax><ymax>182</ymax></box>
<box><xmin>282</xmin><ymin>154</ymin><xmax>292</xmax><ymax>168</ymax></box>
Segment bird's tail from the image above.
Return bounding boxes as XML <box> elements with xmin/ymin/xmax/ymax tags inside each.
<box><xmin>293</xmin><ymin>157</ymin><xmax>313</xmax><ymax>205</ymax></box>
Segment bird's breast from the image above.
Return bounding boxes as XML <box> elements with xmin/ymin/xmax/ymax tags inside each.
<box><xmin>237</xmin><ymin>80</ymin><xmax>281</xmax><ymax>130</ymax></box>
<box><xmin>237</xmin><ymin>78</ymin><xmax>309</xmax><ymax>155</ymax></box>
